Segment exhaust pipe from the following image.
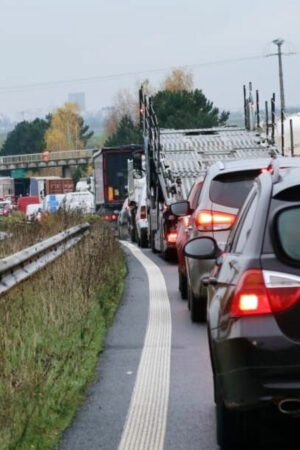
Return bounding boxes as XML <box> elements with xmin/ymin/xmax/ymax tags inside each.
<box><xmin>278</xmin><ymin>398</ymin><xmax>300</xmax><ymax>415</ymax></box>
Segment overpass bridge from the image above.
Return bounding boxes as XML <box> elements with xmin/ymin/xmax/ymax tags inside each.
<box><xmin>0</xmin><ymin>149</ymin><xmax>96</xmax><ymax>172</ymax></box>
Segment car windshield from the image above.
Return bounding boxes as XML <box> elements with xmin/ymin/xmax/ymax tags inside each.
<box><xmin>210</xmin><ymin>170</ymin><xmax>260</xmax><ymax>209</ymax></box>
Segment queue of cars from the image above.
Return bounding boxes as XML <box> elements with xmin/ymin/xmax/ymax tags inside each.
<box><xmin>118</xmin><ymin>155</ymin><xmax>300</xmax><ymax>448</ymax></box>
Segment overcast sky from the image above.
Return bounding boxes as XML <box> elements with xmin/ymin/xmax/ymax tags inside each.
<box><xmin>0</xmin><ymin>0</ymin><xmax>299</xmax><ymax>118</ymax></box>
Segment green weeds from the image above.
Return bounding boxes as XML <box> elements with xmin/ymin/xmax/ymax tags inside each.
<box><xmin>0</xmin><ymin>219</ymin><xmax>126</xmax><ymax>449</ymax></box>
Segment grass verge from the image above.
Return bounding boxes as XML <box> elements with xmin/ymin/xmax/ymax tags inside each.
<box><xmin>0</xmin><ymin>219</ymin><xmax>126</xmax><ymax>449</ymax></box>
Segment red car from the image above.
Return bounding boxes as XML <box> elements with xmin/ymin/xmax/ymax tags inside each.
<box><xmin>17</xmin><ymin>196</ymin><xmax>40</xmax><ymax>214</ymax></box>
<box><xmin>176</xmin><ymin>179</ymin><xmax>203</xmax><ymax>299</ymax></box>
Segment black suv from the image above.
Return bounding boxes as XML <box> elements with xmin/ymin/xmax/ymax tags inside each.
<box><xmin>185</xmin><ymin>162</ymin><xmax>300</xmax><ymax>449</ymax></box>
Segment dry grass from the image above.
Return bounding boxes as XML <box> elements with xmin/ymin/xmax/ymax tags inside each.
<box><xmin>0</xmin><ymin>216</ymin><xmax>126</xmax><ymax>449</ymax></box>
<box><xmin>0</xmin><ymin>210</ymin><xmax>91</xmax><ymax>258</ymax></box>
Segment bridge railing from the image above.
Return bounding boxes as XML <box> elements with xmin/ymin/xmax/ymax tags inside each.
<box><xmin>0</xmin><ymin>148</ymin><xmax>96</xmax><ymax>165</ymax></box>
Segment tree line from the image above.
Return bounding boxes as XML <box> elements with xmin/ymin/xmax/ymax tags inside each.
<box><xmin>0</xmin><ymin>69</ymin><xmax>230</xmax><ymax>155</ymax></box>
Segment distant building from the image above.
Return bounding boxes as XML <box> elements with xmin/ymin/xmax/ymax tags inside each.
<box><xmin>68</xmin><ymin>92</ymin><xmax>86</xmax><ymax>111</ymax></box>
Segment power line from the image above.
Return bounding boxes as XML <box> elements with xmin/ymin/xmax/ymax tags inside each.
<box><xmin>0</xmin><ymin>54</ymin><xmax>267</xmax><ymax>94</ymax></box>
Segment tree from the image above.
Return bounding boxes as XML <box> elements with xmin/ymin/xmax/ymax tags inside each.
<box><xmin>103</xmin><ymin>89</ymin><xmax>140</xmax><ymax>139</ymax></box>
<box><xmin>1</xmin><ymin>118</ymin><xmax>49</xmax><ymax>156</ymax></box>
<box><xmin>79</xmin><ymin>117</ymin><xmax>94</xmax><ymax>146</ymax></box>
<box><xmin>152</xmin><ymin>89</ymin><xmax>229</xmax><ymax>129</ymax></box>
<box><xmin>45</xmin><ymin>102</ymin><xmax>93</xmax><ymax>152</ymax></box>
<box><xmin>162</xmin><ymin>69</ymin><xmax>193</xmax><ymax>92</ymax></box>
<box><xmin>104</xmin><ymin>115</ymin><xmax>142</xmax><ymax>147</ymax></box>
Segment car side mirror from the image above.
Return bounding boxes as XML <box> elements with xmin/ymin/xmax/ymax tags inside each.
<box><xmin>184</xmin><ymin>237</ymin><xmax>222</xmax><ymax>260</ymax></box>
<box><xmin>170</xmin><ymin>200</ymin><xmax>190</xmax><ymax>216</ymax></box>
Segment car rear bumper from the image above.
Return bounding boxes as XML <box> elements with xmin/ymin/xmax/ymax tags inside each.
<box><xmin>217</xmin><ymin>365</ymin><xmax>300</xmax><ymax>410</ymax></box>
<box><xmin>211</xmin><ymin>316</ymin><xmax>300</xmax><ymax>410</ymax></box>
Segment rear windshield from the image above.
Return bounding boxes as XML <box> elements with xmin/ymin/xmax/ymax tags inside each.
<box><xmin>276</xmin><ymin>207</ymin><xmax>300</xmax><ymax>261</ymax></box>
<box><xmin>210</xmin><ymin>170</ymin><xmax>260</xmax><ymax>209</ymax></box>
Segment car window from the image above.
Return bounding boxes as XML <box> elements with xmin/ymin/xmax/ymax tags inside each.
<box><xmin>230</xmin><ymin>192</ymin><xmax>258</xmax><ymax>253</ymax></box>
<box><xmin>276</xmin><ymin>207</ymin><xmax>300</xmax><ymax>261</ymax></box>
<box><xmin>210</xmin><ymin>170</ymin><xmax>260</xmax><ymax>209</ymax></box>
<box><xmin>189</xmin><ymin>181</ymin><xmax>203</xmax><ymax>209</ymax></box>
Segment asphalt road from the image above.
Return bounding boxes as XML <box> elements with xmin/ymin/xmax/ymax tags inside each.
<box><xmin>58</xmin><ymin>243</ymin><xmax>300</xmax><ymax>450</ymax></box>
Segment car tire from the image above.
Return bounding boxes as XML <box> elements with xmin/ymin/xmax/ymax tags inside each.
<box><xmin>216</xmin><ymin>400</ymin><xmax>257</xmax><ymax>449</ymax></box>
<box><xmin>178</xmin><ymin>270</ymin><xmax>187</xmax><ymax>300</ymax></box>
<box><xmin>130</xmin><ymin>226</ymin><xmax>136</xmax><ymax>243</ymax></box>
<box><xmin>163</xmin><ymin>248</ymin><xmax>171</xmax><ymax>261</ymax></box>
<box><xmin>150</xmin><ymin>230</ymin><xmax>158</xmax><ymax>253</ymax></box>
<box><xmin>140</xmin><ymin>230</ymin><xmax>148</xmax><ymax>248</ymax></box>
<box><xmin>188</xmin><ymin>284</ymin><xmax>206</xmax><ymax>323</ymax></box>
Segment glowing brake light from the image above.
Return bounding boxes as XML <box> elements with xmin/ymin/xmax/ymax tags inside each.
<box><xmin>167</xmin><ymin>232</ymin><xmax>177</xmax><ymax>243</ymax></box>
<box><xmin>230</xmin><ymin>270</ymin><xmax>271</xmax><ymax>317</ymax></box>
<box><xmin>229</xmin><ymin>269</ymin><xmax>300</xmax><ymax>318</ymax></box>
<box><xmin>104</xmin><ymin>214</ymin><xmax>111</xmax><ymax>221</ymax></box>
<box><xmin>195</xmin><ymin>210</ymin><xmax>236</xmax><ymax>231</ymax></box>
<box><xmin>111</xmin><ymin>214</ymin><xmax>117</xmax><ymax>221</ymax></box>
<box><xmin>260</xmin><ymin>167</ymin><xmax>273</xmax><ymax>174</ymax></box>
<box><xmin>239</xmin><ymin>294</ymin><xmax>259</xmax><ymax>311</ymax></box>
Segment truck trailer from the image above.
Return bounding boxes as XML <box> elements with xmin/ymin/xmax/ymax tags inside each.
<box><xmin>0</xmin><ymin>177</ymin><xmax>14</xmax><ymax>200</ymax></box>
<box><xmin>93</xmin><ymin>145</ymin><xmax>143</xmax><ymax>222</ymax></box>
<box><xmin>30</xmin><ymin>177</ymin><xmax>74</xmax><ymax>200</ymax></box>
<box><xmin>139</xmin><ymin>87</ymin><xmax>277</xmax><ymax>259</ymax></box>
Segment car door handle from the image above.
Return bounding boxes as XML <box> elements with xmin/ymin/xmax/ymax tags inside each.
<box><xmin>202</xmin><ymin>276</ymin><xmax>218</xmax><ymax>286</ymax></box>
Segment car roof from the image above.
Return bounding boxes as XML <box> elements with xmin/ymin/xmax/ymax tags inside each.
<box><xmin>206</xmin><ymin>156</ymin><xmax>300</xmax><ymax>177</ymax></box>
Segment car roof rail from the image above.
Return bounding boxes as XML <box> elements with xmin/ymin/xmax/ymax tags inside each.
<box><xmin>270</xmin><ymin>157</ymin><xmax>281</xmax><ymax>184</ymax></box>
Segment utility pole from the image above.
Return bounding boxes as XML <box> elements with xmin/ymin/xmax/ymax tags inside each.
<box><xmin>273</xmin><ymin>39</ymin><xmax>285</xmax><ymax>112</ymax></box>
<box><xmin>266</xmin><ymin>38</ymin><xmax>295</xmax><ymax>115</ymax></box>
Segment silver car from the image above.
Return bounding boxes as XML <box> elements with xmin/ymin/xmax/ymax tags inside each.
<box><xmin>172</xmin><ymin>157</ymin><xmax>298</xmax><ymax>322</ymax></box>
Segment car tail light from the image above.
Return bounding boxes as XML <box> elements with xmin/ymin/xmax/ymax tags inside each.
<box><xmin>167</xmin><ymin>232</ymin><xmax>177</xmax><ymax>243</ymax></box>
<box><xmin>260</xmin><ymin>167</ymin><xmax>273</xmax><ymax>174</ymax></box>
<box><xmin>230</xmin><ymin>269</ymin><xmax>300</xmax><ymax>317</ymax></box>
<box><xmin>140</xmin><ymin>206</ymin><xmax>147</xmax><ymax>219</ymax></box>
<box><xmin>195</xmin><ymin>210</ymin><xmax>236</xmax><ymax>231</ymax></box>
<box><xmin>104</xmin><ymin>214</ymin><xmax>111</xmax><ymax>221</ymax></box>
<box><xmin>111</xmin><ymin>213</ymin><xmax>117</xmax><ymax>221</ymax></box>
<box><xmin>264</xmin><ymin>271</ymin><xmax>300</xmax><ymax>313</ymax></box>
<box><xmin>230</xmin><ymin>270</ymin><xmax>271</xmax><ymax>317</ymax></box>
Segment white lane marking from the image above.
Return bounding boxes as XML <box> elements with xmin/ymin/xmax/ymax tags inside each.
<box><xmin>118</xmin><ymin>242</ymin><xmax>172</xmax><ymax>450</ymax></box>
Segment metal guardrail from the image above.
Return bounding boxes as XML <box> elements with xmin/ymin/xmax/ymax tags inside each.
<box><xmin>0</xmin><ymin>223</ymin><xmax>90</xmax><ymax>296</ymax></box>
<box><xmin>0</xmin><ymin>148</ymin><xmax>96</xmax><ymax>165</ymax></box>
